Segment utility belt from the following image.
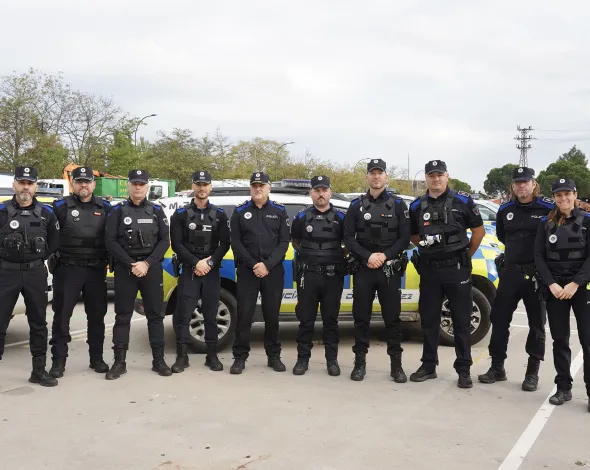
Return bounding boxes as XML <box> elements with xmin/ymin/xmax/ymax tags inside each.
<box><xmin>297</xmin><ymin>261</ymin><xmax>347</xmax><ymax>277</ymax></box>
<box><xmin>0</xmin><ymin>258</ymin><xmax>44</xmax><ymax>271</ymax></box>
<box><xmin>60</xmin><ymin>257</ymin><xmax>107</xmax><ymax>268</ymax></box>
<box><xmin>411</xmin><ymin>249</ymin><xmax>470</xmax><ymax>274</ymax></box>
<box><xmin>347</xmin><ymin>251</ymin><xmax>408</xmax><ymax>277</ymax></box>
<box><xmin>503</xmin><ymin>261</ymin><xmax>537</xmax><ymax>276</ymax></box>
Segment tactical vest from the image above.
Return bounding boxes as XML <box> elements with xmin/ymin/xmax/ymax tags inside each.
<box><xmin>116</xmin><ymin>201</ymin><xmax>159</xmax><ymax>257</ymax></box>
<box><xmin>184</xmin><ymin>204</ymin><xmax>219</xmax><ymax>257</ymax></box>
<box><xmin>355</xmin><ymin>193</ymin><xmax>399</xmax><ymax>249</ymax></box>
<box><xmin>418</xmin><ymin>190</ymin><xmax>469</xmax><ymax>254</ymax></box>
<box><xmin>299</xmin><ymin>207</ymin><xmax>345</xmax><ymax>263</ymax></box>
<box><xmin>0</xmin><ymin>199</ymin><xmax>48</xmax><ymax>262</ymax></box>
<box><xmin>545</xmin><ymin>212</ymin><xmax>587</xmax><ymax>272</ymax></box>
<box><xmin>59</xmin><ymin>196</ymin><xmax>108</xmax><ymax>260</ymax></box>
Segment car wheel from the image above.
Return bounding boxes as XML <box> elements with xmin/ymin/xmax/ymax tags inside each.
<box><xmin>188</xmin><ymin>287</ymin><xmax>237</xmax><ymax>354</ymax></box>
<box><xmin>439</xmin><ymin>287</ymin><xmax>491</xmax><ymax>346</ymax></box>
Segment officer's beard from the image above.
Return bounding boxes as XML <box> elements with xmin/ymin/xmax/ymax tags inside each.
<box><xmin>314</xmin><ymin>197</ymin><xmax>329</xmax><ymax>209</ymax></box>
<box><xmin>16</xmin><ymin>191</ymin><xmax>32</xmax><ymax>205</ymax></box>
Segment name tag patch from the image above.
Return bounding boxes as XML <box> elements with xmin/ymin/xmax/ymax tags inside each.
<box><xmin>137</xmin><ymin>219</ymin><xmax>153</xmax><ymax>224</ymax></box>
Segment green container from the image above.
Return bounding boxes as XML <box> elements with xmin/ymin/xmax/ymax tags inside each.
<box><xmin>94</xmin><ymin>177</ymin><xmax>129</xmax><ymax>198</ymax></box>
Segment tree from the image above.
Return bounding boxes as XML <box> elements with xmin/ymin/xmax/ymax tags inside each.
<box><xmin>537</xmin><ymin>146</ymin><xmax>590</xmax><ymax>197</ymax></box>
<box><xmin>449</xmin><ymin>178</ymin><xmax>474</xmax><ymax>193</ymax></box>
<box><xmin>483</xmin><ymin>164</ymin><xmax>519</xmax><ymax>198</ymax></box>
<box><xmin>23</xmin><ymin>134</ymin><xmax>69</xmax><ymax>179</ymax></box>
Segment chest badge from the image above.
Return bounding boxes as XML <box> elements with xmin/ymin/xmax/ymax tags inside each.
<box><xmin>423</xmin><ymin>213</ymin><xmax>431</xmax><ymax>221</ymax></box>
<box><xmin>364</xmin><ymin>212</ymin><xmax>372</xmax><ymax>220</ymax></box>
<box><xmin>244</xmin><ymin>212</ymin><xmax>252</xmax><ymax>220</ymax></box>
<box><xmin>548</xmin><ymin>234</ymin><xmax>557</xmax><ymax>243</ymax></box>
<box><xmin>189</xmin><ymin>222</ymin><xmax>196</xmax><ymax>230</ymax></box>
<box><xmin>306</xmin><ymin>225</ymin><xmax>313</xmax><ymax>233</ymax></box>
<box><xmin>9</xmin><ymin>220</ymin><xmax>19</xmax><ymax>229</ymax></box>
<box><xmin>123</xmin><ymin>217</ymin><xmax>132</xmax><ymax>225</ymax></box>
<box><xmin>71</xmin><ymin>210</ymin><xmax>80</xmax><ymax>217</ymax></box>
<box><xmin>506</xmin><ymin>212</ymin><xmax>514</xmax><ymax>221</ymax></box>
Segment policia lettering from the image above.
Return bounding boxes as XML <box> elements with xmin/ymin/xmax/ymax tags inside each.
<box><xmin>409</xmin><ymin>159</ymin><xmax>484</xmax><ymax>389</ymax></box>
<box><xmin>104</xmin><ymin>169</ymin><xmax>172</xmax><ymax>380</ymax></box>
<box><xmin>291</xmin><ymin>175</ymin><xmax>346</xmax><ymax>376</ymax></box>
<box><xmin>479</xmin><ymin>166</ymin><xmax>553</xmax><ymax>390</ymax></box>
<box><xmin>0</xmin><ymin>166</ymin><xmax>60</xmax><ymax>387</ymax></box>
<box><xmin>169</xmin><ymin>170</ymin><xmax>230</xmax><ymax>373</ymax></box>
<box><xmin>49</xmin><ymin>180</ymin><xmax>112</xmax><ymax>379</ymax></box>
<box><xmin>343</xmin><ymin>158</ymin><xmax>412</xmax><ymax>383</ymax></box>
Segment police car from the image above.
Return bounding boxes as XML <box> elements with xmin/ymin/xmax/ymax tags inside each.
<box><xmin>133</xmin><ymin>187</ymin><xmax>503</xmax><ymax>354</ymax></box>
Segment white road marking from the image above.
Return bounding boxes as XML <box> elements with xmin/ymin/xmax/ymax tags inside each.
<box><xmin>498</xmin><ymin>348</ymin><xmax>585</xmax><ymax>470</ymax></box>
<box><xmin>5</xmin><ymin>318</ymin><xmax>144</xmax><ymax>349</ymax></box>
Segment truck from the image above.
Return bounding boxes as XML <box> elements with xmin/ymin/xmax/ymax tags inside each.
<box><xmin>55</xmin><ymin>164</ymin><xmax>176</xmax><ymax>201</ymax></box>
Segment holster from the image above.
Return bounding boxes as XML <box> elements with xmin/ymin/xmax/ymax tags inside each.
<box><xmin>410</xmin><ymin>250</ymin><xmax>421</xmax><ymax>274</ymax></box>
<box><xmin>391</xmin><ymin>251</ymin><xmax>409</xmax><ymax>275</ymax></box>
<box><xmin>47</xmin><ymin>253</ymin><xmax>59</xmax><ymax>274</ymax></box>
<box><xmin>171</xmin><ymin>253</ymin><xmax>181</xmax><ymax>278</ymax></box>
<box><xmin>347</xmin><ymin>257</ymin><xmax>361</xmax><ymax>275</ymax></box>
<box><xmin>494</xmin><ymin>253</ymin><xmax>505</xmax><ymax>272</ymax></box>
<box><xmin>460</xmin><ymin>250</ymin><xmax>472</xmax><ymax>270</ymax></box>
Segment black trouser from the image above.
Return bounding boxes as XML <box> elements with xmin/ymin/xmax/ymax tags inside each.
<box><xmin>173</xmin><ymin>266</ymin><xmax>220</xmax><ymax>346</ymax></box>
<box><xmin>487</xmin><ymin>267</ymin><xmax>546</xmax><ymax>363</ymax></box>
<box><xmin>352</xmin><ymin>265</ymin><xmax>402</xmax><ymax>356</ymax></box>
<box><xmin>112</xmin><ymin>263</ymin><xmax>164</xmax><ymax>350</ymax></box>
<box><xmin>0</xmin><ymin>264</ymin><xmax>48</xmax><ymax>359</ymax></box>
<box><xmin>546</xmin><ymin>287</ymin><xmax>590</xmax><ymax>396</ymax></box>
<box><xmin>418</xmin><ymin>263</ymin><xmax>473</xmax><ymax>373</ymax></box>
<box><xmin>232</xmin><ymin>264</ymin><xmax>284</xmax><ymax>359</ymax></box>
<box><xmin>295</xmin><ymin>270</ymin><xmax>343</xmax><ymax>361</ymax></box>
<box><xmin>49</xmin><ymin>263</ymin><xmax>108</xmax><ymax>359</ymax></box>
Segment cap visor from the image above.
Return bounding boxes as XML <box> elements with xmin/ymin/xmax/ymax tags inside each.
<box><xmin>73</xmin><ymin>177</ymin><xmax>94</xmax><ymax>181</ymax></box>
<box><xmin>512</xmin><ymin>177</ymin><xmax>533</xmax><ymax>182</ymax></box>
<box><xmin>312</xmin><ymin>184</ymin><xmax>330</xmax><ymax>189</ymax></box>
<box><xmin>128</xmin><ymin>179</ymin><xmax>147</xmax><ymax>184</ymax></box>
<box><xmin>426</xmin><ymin>170</ymin><xmax>445</xmax><ymax>175</ymax></box>
<box><xmin>250</xmin><ymin>181</ymin><xmax>270</xmax><ymax>186</ymax></box>
<box><xmin>15</xmin><ymin>176</ymin><xmax>37</xmax><ymax>182</ymax></box>
<box><xmin>193</xmin><ymin>180</ymin><xmax>212</xmax><ymax>184</ymax></box>
<box><xmin>552</xmin><ymin>186</ymin><xmax>575</xmax><ymax>193</ymax></box>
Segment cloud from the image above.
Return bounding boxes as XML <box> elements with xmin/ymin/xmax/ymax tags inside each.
<box><xmin>2</xmin><ymin>0</ymin><xmax>590</xmax><ymax>189</ymax></box>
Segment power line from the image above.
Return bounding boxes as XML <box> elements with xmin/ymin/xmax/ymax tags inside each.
<box><xmin>537</xmin><ymin>129</ymin><xmax>590</xmax><ymax>132</ymax></box>
<box><xmin>515</xmin><ymin>125</ymin><xmax>534</xmax><ymax>167</ymax></box>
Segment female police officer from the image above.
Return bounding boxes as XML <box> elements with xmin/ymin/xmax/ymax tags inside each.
<box><xmin>534</xmin><ymin>178</ymin><xmax>590</xmax><ymax>411</ymax></box>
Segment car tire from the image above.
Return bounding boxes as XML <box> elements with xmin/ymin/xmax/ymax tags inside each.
<box><xmin>188</xmin><ymin>287</ymin><xmax>237</xmax><ymax>354</ymax></box>
<box><xmin>439</xmin><ymin>286</ymin><xmax>491</xmax><ymax>347</ymax></box>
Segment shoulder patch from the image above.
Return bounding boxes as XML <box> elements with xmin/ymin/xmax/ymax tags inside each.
<box><xmin>585</xmin><ymin>213</ymin><xmax>590</xmax><ymax>218</ymax></box>
<box><xmin>236</xmin><ymin>200</ymin><xmax>252</xmax><ymax>213</ymax></box>
<box><xmin>409</xmin><ymin>198</ymin><xmax>421</xmax><ymax>211</ymax></box>
<box><xmin>0</xmin><ymin>203</ymin><xmax>5</xmax><ymax>211</ymax></box>
<box><xmin>152</xmin><ymin>203</ymin><xmax>162</xmax><ymax>211</ymax></box>
<box><xmin>103</xmin><ymin>200</ymin><xmax>112</xmax><ymax>208</ymax></box>
<box><xmin>499</xmin><ymin>200</ymin><xmax>516</xmax><ymax>211</ymax></box>
<box><xmin>215</xmin><ymin>206</ymin><xmax>225</xmax><ymax>213</ymax></box>
<box><xmin>54</xmin><ymin>199</ymin><xmax>66</xmax><ymax>208</ymax></box>
<box><xmin>42</xmin><ymin>203</ymin><xmax>53</xmax><ymax>214</ymax></box>
<box><xmin>453</xmin><ymin>192</ymin><xmax>469</xmax><ymax>204</ymax></box>
<box><xmin>269</xmin><ymin>200</ymin><xmax>285</xmax><ymax>210</ymax></box>
<box><xmin>350</xmin><ymin>197</ymin><xmax>361</xmax><ymax>206</ymax></box>
<box><xmin>113</xmin><ymin>203</ymin><xmax>122</xmax><ymax>211</ymax></box>
<box><xmin>334</xmin><ymin>208</ymin><xmax>345</xmax><ymax>219</ymax></box>
<box><xmin>541</xmin><ymin>216</ymin><xmax>548</xmax><ymax>222</ymax></box>
<box><xmin>296</xmin><ymin>209</ymin><xmax>307</xmax><ymax>220</ymax></box>
<box><xmin>176</xmin><ymin>207</ymin><xmax>186</xmax><ymax>214</ymax></box>
<box><xmin>537</xmin><ymin>196</ymin><xmax>555</xmax><ymax>209</ymax></box>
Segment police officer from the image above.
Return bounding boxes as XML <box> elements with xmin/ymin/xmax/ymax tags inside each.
<box><xmin>0</xmin><ymin>166</ymin><xmax>59</xmax><ymax>386</ymax></box>
<box><xmin>478</xmin><ymin>167</ymin><xmax>553</xmax><ymax>390</ymax></box>
<box><xmin>408</xmin><ymin>160</ymin><xmax>485</xmax><ymax>388</ymax></box>
<box><xmin>48</xmin><ymin>167</ymin><xmax>112</xmax><ymax>378</ymax></box>
<box><xmin>534</xmin><ymin>178</ymin><xmax>590</xmax><ymax>411</ymax></box>
<box><xmin>291</xmin><ymin>175</ymin><xmax>346</xmax><ymax>376</ymax></box>
<box><xmin>343</xmin><ymin>159</ymin><xmax>411</xmax><ymax>382</ymax></box>
<box><xmin>229</xmin><ymin>171</ymin><xmax>290</xmax><ymax>374</ymax></box>
<box><xmin>169</xmin><ymin>170</ymin><xmax>230</xmax><ymax>373</ymax></box>
<box><xmin>104</xmin><ymin>169</ymin><xmax>171</xmax><ymax>379</ymax></box>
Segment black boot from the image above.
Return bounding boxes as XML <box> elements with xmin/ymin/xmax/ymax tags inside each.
<box><xmin>204</xmin><ymin>344</ymin><xmax>223</xmax><ymax>371</ymax></box>
<box><xmin>327</xmin><ymin>359</ymin><xmax>340</xmax><ymax>376</ymax></box>
<box><xmin>89</xmin><ymin>347</ymin><xmax>109</xmax><ymax>373</ymax></box>
<box><xmin>151</xmin><ymin>347</ymin><xmax>172</xmax><ymax>376</ymax></box>
<box><xmin>409</xmin><ymin>364</ymin><xmax>437</xmax><ymax>382</ymax></box>
<box><xmin>522</xmin><ymin>357</ymin><xmax>540</xmax><ymax>392</ymax></box>
<box><xmin>230</xmin><ymin>358</ymin><xmax>246</xmax><ymax>374</ymax></box>
<box><xmin>267</xmin><ymin>356</ymin><xmax>286</xmax><ymax>372</ymax></box>
<box><xmin>350</xmin><ymin>354</ymin><xmax>366</xmax><ymax>381</ymax></box>
<box><xmin>105</xmin><ymin>349</ymin><xmax>127</xmax><ymax>380</ymax></box>
<box><xmin>478</xmin><ymin>361</ymin><xmax>507</xmax><ymax>384</ymax></box>
<box><xmin>390</xmin><ymin>352</ymin><xmax>407</xmax><ymax>383</ymax></box>
<box><xmin>29</xmin><ymin>356</ymin><xmax>58</xmax><ymax>387</ymax></box>
<box><xmin>458</xmin><ymin>372</ymin><xmax>473</xmax><ymax>389</ymax></box>
<box><xmin>171</xmin><ymin>344</ymin><xmax>190</xmax><ymax>373</ymax></box>
<box><xmin>292</xmin><ymin>359</ymin><xmax>309</xmax><ymax>375</ymax></box>
<box><xmin>549</xmin><ymin>389</ymin><xmax>572</xmax><ymax>405</ymax></box>
<box><xmin>49</xmin><ymin>357</ymin><xmax>66</xmax><ymax>378</ymax></box>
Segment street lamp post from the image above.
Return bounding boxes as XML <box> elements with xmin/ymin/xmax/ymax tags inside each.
<box><xmin>274</xmin><ymin>141</ymin><xmax>295</xmax><ymax>181</ymax></box>
<box><xmin>134</xmin><ymin>113</ymin><xmax>157</xmax><ymax>147</ymax></box>
<box><xmin>413</xmin><ymin>169</ymin><xmax>425</xmax><ymax>196</ymax></box>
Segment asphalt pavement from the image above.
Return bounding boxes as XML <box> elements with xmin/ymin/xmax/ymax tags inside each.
<box><xmin>0</xmin><ymin>301</ymin><xmax>589</xmax><ymax>470</ymax></box>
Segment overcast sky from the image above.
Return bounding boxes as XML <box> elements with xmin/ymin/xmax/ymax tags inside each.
<box><xmin>2</xmin><ymin>0</ymin><xmax>590</xmax><ymax>190</ymax></box>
